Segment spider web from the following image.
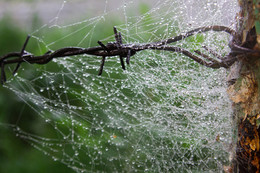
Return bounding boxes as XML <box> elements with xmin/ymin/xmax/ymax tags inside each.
<box><xmin>3</xmin><ymin>0</ymin><xmax>238</xmax><ymax>172</ymax></box>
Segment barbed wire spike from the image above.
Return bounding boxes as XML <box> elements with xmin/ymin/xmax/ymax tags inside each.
<box><xmin>20</xmin><ymin>35</ymin><xmax>31</xmax><ymax>55</ymax></box>
<box><xmin>98</xmin><ymin>56</ymin><xmax>106</xmax><ymax>76</ymax></box>
<box><xmin>126</xmin><ymin>49</ymin><xmax>131</xmax><ymax>65</ymax></box>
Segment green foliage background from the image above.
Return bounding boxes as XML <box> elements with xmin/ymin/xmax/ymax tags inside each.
<box><xmin>0</xmin><ymin>16</ymin><xmax>73</xmax><ymax>173</ymax></box>
<box><xmin>0</xmin><ymin>3</ymin><xmax>151</xmax><ymax>172</ymax></box>
<box><xmin>0</xmin><ymin>2</ymin><xmax>231</xmax><ymax>172</ymax></box>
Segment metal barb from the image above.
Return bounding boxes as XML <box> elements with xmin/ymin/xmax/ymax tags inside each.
<box><xmin>20</xmin><ymin>35</ymin><xmax>31</xmax><ymax>56</ymax></box>
<box><xmin>113</xmin><ymin>27</ymin><xmax>122</xmax><ymax>49</ymax></box>
<box><xmin>126</xmin><ymin>50</ymin><xmax>131</xmax><ymax>65</ymax></box>
<box><xmin>12</xmin><ymin>62</ymin><xmax>21</xmax><ymax>76</ymax></box>
<box><xmin>98</xmin><ymin>56</ymin><xmax>106</xmax><ymax>75</ymax></box>
<box><xmin>119</xmin><ymin>56</ymin><xmax>126</xmax><ymax>70</ymax></box>
<box><xmin>98</xmin><ymin>41</ymin><xmax>110</xmax><ymax>53</ymax></box>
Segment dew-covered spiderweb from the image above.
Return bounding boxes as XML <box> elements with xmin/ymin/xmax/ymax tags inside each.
<box><xmin>3</xmin><ymin>0</ymin><xmax>239</xmax><ymax>172</ymax></box>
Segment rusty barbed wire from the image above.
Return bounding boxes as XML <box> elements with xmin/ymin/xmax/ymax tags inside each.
<box><xmin>1</xmin><ymin>25</ymin><xmax>254</xmax><ymax>85</ymax></box>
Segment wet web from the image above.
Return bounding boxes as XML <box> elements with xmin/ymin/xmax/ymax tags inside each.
<box><xmin>2</xmin><ymin>0</ymin><xmax>239</xmax><ymax>172</ymax></box>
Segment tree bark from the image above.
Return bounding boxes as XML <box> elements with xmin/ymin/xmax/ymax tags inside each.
<box><xmin>227</xmin><ymin>0</ymin><xmax>260</xmax><ymax>172</ymax></box>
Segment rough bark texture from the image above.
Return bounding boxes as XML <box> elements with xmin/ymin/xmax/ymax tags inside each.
<box><xmin>227</xmin><ymin>0</ymin><xmax>260</xmax><ymax>172</ymax></box>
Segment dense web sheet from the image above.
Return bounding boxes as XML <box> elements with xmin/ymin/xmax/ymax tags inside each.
<box><xmin>3</xmin><ymin>0</ymin><xmax>238</xmax><ymax>172</ymax></box>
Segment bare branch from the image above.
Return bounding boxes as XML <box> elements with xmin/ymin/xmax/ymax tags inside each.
<box><xmin>201</xmin><ymin>46</ymin><xmax>224</xmax><ymax>60</ymax></box>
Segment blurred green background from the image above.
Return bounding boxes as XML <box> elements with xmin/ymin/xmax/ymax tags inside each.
<box><xmin>0</xmin><ymin>14</ymin><xmax>74</xmax><ymax>173</ymax></box>
<box><xmin>0</xmin><ymin>1</ymin><xmax>231</xmax><ymax>172</ymax></box>
<box><xmin>0</xmin><ymin>1</ymin><xmax>151</xmax><ymax>172</ymax></box>
<box><xmin>0</xmin><ymin>1</ymin><xmax>119</xmax><ymax>172</ymax></box>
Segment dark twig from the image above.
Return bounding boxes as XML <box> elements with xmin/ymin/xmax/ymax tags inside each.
<box><xmin>1</xmin><ymin>25</ymin><xmax>255</xmax><ymax>84</ymax></box>
<box><xmin>194</xmin><ymin>50</ymin><xmax>225</xmax><ymax>68</ymax></box>
<box><xmin>202</xmin><ymin>46</ymin><xmax>224</xmax><ymax>60</ymax></box>
<box><xmin>156</xmin><ymin>25</ymin><xmax>236</xmax><ymax>46</ymax></box>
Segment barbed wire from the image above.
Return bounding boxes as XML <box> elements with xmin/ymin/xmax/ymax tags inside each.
<box><xmin>0</xmin><ymin>25</ymin><xmax>255</xmax><ymax>85</ymax></box>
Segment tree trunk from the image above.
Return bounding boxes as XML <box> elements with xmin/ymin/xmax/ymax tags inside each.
<box><xmin>227</xmin><ymin>0</ymin><xmax>260</xmax><ymax>172</ymax></box>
